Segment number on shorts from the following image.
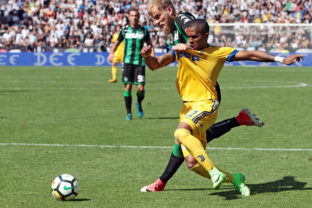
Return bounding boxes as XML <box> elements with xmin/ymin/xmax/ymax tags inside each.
<box><xmin>137</xmin><ymin>75</ymin><xmax>144</xmax><ymax>83</ymax></box>
<box><xmin>186</xmin><ymin>110</ymin><xmax>199</xmax><ymax>118</ymax></box>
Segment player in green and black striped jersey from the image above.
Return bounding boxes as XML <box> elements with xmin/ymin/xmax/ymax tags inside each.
<box><xmin>171</xmin><ymin>11</ymin><xmax>195</xmax><ymax>45</ymax></box>
<box><xmin>108</xmin><ymin>8</ymin><xmax>154</xmax><ymax>120</ymax></box>
<box><xmin>140</xmin><ymin>0</ymin><xmax>264</xmax><ymax>193</ymax></box>
<box><xmin>119</xmin><ymin>25</ymin><xmax>149</xmax><ymax>66</ymax></box>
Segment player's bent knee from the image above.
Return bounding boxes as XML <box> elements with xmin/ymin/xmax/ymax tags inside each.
<box><xmin>137</xmin><ymin>85</ymin><xmax>144</xmax><ymax>92</ymax></box>
<box><xmin>174</xmin><ymin>128</ymin><xmax>191</xmax><ymax>142</ymax></box>
<box><xmin>125</xmin><ymin>84</ymin><xmax>132</xmax><ymax>91</ymax></box>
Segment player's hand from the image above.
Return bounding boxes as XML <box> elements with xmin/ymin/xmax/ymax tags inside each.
<box><xmin>172</xmin><ymin>43</ymin><xmax>189</xmax><ymax>51</ymax></box>
<box><xmin>283</xmin><ymin>54</ymin><xmax>304</xmax><ymax>65</ymax></box>
<box><xmin>141</xmin><ymin>45</ymin><xmax>152</xmax><ymax>58</ymax></box>
<box><xmin>108</xmin><ymin>53</ymin><xmax>114</xmax><ymax>63</ymax></box>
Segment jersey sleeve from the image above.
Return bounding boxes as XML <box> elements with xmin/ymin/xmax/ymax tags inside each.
<box><xmin>112</xmin><ymin>33</ymin><xmax>118</xmax><ymax>42</ymax></box>
<box><xmin>117</xmin><ymin>29</ymin><xmax>124</xmax><ymax>42</ymax></box>
<box><xmin>144</xmin><ymin>29</ymin><xmax>151</xmax><ymax>42</ymax></box>
<box><xmin>226</xmin><ymin>49</ymin><xmax>238</xmax><ymax>62</ymax></box>
<box><xmin>175</xmin><ymin>12</ymin><xmax>196</xmax><ymax>32</ymax></box>
<box><xmin>211</xmin><ymin>47</ymin><xmax>238</xmax><ymax>61</ymax></box>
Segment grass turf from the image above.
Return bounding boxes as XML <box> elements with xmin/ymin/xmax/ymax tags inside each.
<box><xmin>0</xmin><ymin>66</ymin><xmax>312</xmax><ymax>208</ymax></box>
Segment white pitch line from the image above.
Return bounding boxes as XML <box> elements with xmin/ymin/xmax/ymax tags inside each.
<box><xmin>223</xmin><ymin>82</ymin><xmax>308</xmax><ymax>89</ymax></box>
<box><xmin>0</xmin><ymin>142</ymin><xmax>312</xmax><ymax>152</ymax></box>
<box><xmin>0</xmin><ymin>78</ymin><xmax>309</xmax><ymax>90</ymax></box>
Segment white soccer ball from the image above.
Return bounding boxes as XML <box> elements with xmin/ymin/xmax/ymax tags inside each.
<box><xmin>51</xmin><ymin>174</ymin><xmax>79</xmax><ymax>200</ymax></box>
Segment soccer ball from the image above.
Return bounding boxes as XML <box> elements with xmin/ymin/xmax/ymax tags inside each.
<box><xmin>51</xmin><ymin>174</ymin><xmax>79</xmax><ymax>200</ymax></box>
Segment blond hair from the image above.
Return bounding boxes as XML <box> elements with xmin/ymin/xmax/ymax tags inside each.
<box><xmin>148</xmin><ymin>0</ymin><xmax>175</xmax><ymax>16</ymax></box>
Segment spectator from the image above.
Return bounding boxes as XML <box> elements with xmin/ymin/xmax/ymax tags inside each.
<box><xmin>0</xmin><ymin>0</ymin><xmax>311</xmax><ymax>52</ymax></box>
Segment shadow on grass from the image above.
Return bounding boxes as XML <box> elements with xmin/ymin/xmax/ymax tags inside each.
<box><xmin>67</xmin><ymin>198</ymin><xmax>91</xmax><ymax>202</ymax></box>
<box><xmin>209</xmin><ymin>176</ymin><xmax>312</xmax><ymax>200</ymax></box>
<box><xmin>144</xmin><ymin>117</ymin><xmax>179</xmax><ymax>120</ymax></box>
<box><xmin>166</xmin><ymin>187</ymin><xmax>233</xmax><ymax>191</ymax></box>
<box><xmin>0</xmin><ymin>89</ymin><xmax>34</xmax><ymax>94</ymax></box>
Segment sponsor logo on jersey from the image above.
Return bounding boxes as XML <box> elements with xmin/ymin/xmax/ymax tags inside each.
<box><xmin>177</xmin><ymin>51</ymin><xmax>200</xmax><ymax>61</ymax></box>
<box><xmin>125</xmin><ymin>33</ymin><xmax>144</xmax><ymax>39</ymax></box>
<box><xmin>180</xmin><ymin>15</ymin><xmax>191</xmax><ymax>24</ymax></box>
<box><xmin>174</xmin><ymin>31</ymin><xmax>179</xmax><ymax>42</ymax></box>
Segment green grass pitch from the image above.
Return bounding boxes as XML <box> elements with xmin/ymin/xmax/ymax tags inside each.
<box><xmin>0</xmin><ymin>66</ymin><xmax>312</xmax><ymax>208</ymax></box>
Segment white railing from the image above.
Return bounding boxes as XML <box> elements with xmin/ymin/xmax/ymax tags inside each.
<box><xmin>208</xmin><ymin>23</ymin><xmax>312</xmax><ymax>52</ymax></box>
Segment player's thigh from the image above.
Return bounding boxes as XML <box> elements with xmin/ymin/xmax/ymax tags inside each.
<box><xmin>133</xmin><ymin>65</ymin><xmax>145</xmax><ymax>85</ymax></box>
<box><xmin>122</xmin><ymin>63</ymin><xmax>135</xmax><ymax>84</ymax></box>
<box><xmin>180</xmin><ymin>100</ymin><xmax>219</xmax><ymax>142</ymax></box>
<box><xmin>113</xmin><ymin>52</ymin><xmax>123</xmax><ymax>63</ymax></box>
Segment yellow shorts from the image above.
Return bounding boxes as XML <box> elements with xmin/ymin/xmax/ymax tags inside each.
<box><xmin>113</xmin><ymin>51</ymin><xmax>123</xmax><ymax>63</ymax></box>
<box><xmin>180</xmin><ymin>99</ymin><xmax>219</xmax><ymax>157</ymax></box>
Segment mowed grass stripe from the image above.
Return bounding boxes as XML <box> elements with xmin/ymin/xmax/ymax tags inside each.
<box><xmin>1</xmin><ymin>142</ymin><xmax>312</xmax><ymax>152</ymax></box>
<box><xmin>1</xmin><ymin>66</ymin><xmax>312</xmax><ymax>208</ymax></box>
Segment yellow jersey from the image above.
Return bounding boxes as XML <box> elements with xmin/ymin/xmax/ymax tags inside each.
<box><xmin>112</xmin><ymin>33</ymin><xmax>124</xmax><ymax>55</ymax></box>
<box><xmin>172</xmin><ymin>46</ymin><xmax>238</xmax><ymax>102</ymax></box>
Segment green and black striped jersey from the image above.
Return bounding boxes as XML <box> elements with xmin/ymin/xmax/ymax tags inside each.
<box><xmin>117</xmin><ymin>25</ymin><xmax>151</xmax><ymax>66</ymax></box>
<box><xmin>172</xmin><ymin>11</ymin><xmax>196</xmax><ymax>45</ymax></box>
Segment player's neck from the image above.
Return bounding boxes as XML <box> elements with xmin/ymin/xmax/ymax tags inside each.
<box><xmin>130</xmin><ymin>23</ymin><xmax>139</xmax><ymax>28</ymax></box>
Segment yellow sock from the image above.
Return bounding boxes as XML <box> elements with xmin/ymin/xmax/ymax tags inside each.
<box><xmin>112</xmin><ymin>65</ymin><xmax>117</xmax><ymax>80</ymax></box>
<box><xmin>190</xmin><ymin>163</ymin><xmax>210</xmax><ymax>179</ymax></box>
<box><xmin>175</xmin><ymin>128</ymin><xmax>214</xmax><ymax>172</ymax></box>
<box><xmin>190</xmin><ymin>164</ymin><xmax>233</xmax><ymax>182</ymax></box>
<box><xmin>217</xmin><ymin>167</ymin><xmax>233</xmax><ymax>182</ymax></box>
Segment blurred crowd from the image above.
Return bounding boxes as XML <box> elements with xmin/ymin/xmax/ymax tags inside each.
<box><xmin>0</xmin><ymin>0</ymin><xmax>311</xmax><ymax>52</ymax></box>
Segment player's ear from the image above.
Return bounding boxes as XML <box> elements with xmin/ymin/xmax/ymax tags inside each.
<box><xmin>167</xmin><ymin>6</ymin><xmax>174</xmax><ymax>15</ymax></box>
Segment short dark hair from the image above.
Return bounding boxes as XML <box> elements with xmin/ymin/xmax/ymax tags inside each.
<box><xmin>129</xmin><ymin>8</ymin><xmax>139</xmax><ymax>15</ymax></box>
<box><xmin>187</xmin><ymin>19</ymin><xmax>209</xmax><ymax>34</ymax></box>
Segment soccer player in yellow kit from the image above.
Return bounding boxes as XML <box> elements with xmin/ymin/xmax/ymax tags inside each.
<box><xmin>108</xmin><ymin>25</ymin><xmax>124</xmax><ymax>83</ymax></box>
<box><xmin>141</xmin><ymin>19</ymin><xmax>303</xmax><ymax>195</ymax></box>
<box><xmin>141</xmin><ymin>0</ymin><xmax>265</xmax><ymax>194</ymax></box>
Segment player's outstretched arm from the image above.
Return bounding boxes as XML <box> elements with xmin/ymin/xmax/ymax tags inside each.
<box><xmin>141</xmin><ymin>45</ymin><xmax>174</xmax><ymax>70</ymax></box>
<box><xmin>283</xmin><ymin>54</ymin><xmax>304</xmax><ymax>65</ymax></box>
<box><xmin>232</xmin><ymin>51</ymin><xmax>303</xmax><ymax>65</ymax></box>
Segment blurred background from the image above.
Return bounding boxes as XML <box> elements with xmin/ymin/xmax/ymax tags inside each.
<box><xmin>0</xmin><ymin>0</ymin><xmax>311</xmax><ymax>53</ymax></box>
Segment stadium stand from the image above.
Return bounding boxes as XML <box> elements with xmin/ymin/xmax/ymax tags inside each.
<box><xmin>0</xmin><ymin>0</ymin><xmax>311</xmax><ymax>52</ymax></box>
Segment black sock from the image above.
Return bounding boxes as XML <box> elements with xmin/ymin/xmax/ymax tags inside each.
<box><xmin>206</xmin><ymin>117</ymin><xmax>239</xmax><ymax>142</ymax></box>
<box><xmin>159</xmin><ymin>153</ymin><xmax>184</xmax><ymax>183</ymax></box>
<box><xmin>137</xmin><ymin>91</ymin><xmax>145</xmax><ymax>105</ymax></box>
<box><xmin>124</xmin><ymin>96</ymin><xmax>132</xmax><ymax>114</ymax></box>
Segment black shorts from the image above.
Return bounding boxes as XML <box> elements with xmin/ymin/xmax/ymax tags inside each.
<box><xmin>215</xmin><ymin>82</ymin><xmax>221</xmax><ymax>103</ymax></box>
<box><xmin>122</xmin><ymin>63</ymin><xmax>145</xmax><ymax>85</ymax></box>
